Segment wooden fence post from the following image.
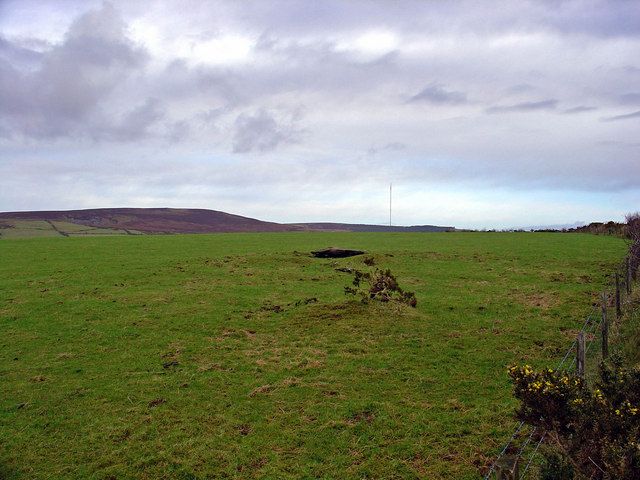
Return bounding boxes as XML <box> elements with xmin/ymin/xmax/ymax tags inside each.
<box><xmin>577</xmin><ymin>331</ymin><xmax>586</xmax><ymax>379</ymax></box>
<box><xmin>628</xmin><ymin>256</ymin><xmax>633</xmax><ymax>295</ymax></box>
<box><xmin>495</xmin><ymin>455</ymin><xmax>519</xmax><ymax>480</ymax></box>
<box><xmin>602</xmin><ymin>292</ymin><xmax>609</xmax><ymax>360</ymax></box>
<box><xmin>615</xmin><ymin>273</ymin><xmax>621</xmax><ymax>319</ymax></box>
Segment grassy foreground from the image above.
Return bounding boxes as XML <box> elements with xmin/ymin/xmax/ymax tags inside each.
<box><xmin>0</xmin><ymin>232</ymin><xmax>626</xmax><ymax>479</ymax></box>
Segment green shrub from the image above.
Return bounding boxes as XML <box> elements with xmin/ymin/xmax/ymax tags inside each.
<box><xmin>539</xmin><ymin>453</ymin><xmax>574</xmax><ymax>480</ymax></box>
<box><xmin>344</xmin><ymin>267</ymin><xmax>417</xmax><ymax>307</ymax></box>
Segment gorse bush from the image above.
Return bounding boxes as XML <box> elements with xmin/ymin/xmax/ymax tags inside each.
<box><xmin>509</xmin><ymin>357</ymin><xmax>640</xmax><ymax>479</ymax></box>
<box><xmin>344</xmin><ymin>267</ymin><xmax>417</xmax><ymax>307</ymax></box>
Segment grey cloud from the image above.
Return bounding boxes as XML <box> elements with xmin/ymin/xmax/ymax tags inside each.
<box><xmin>166</xmin><ymin>120</ymin><xmax>190</xmax><ymax>143</ymax></box>
<box><xmin>197</xmin><ymin>108</ymin><xmax>228</xmax><ymax>124</ymax></box>
<box><xmin>619</xmin><ymin>92</ymin><xmax>640</xmax><ymax>104</ymax></box>
<box><xmin>505</xmin><ymin>84</ymin><xmax>536</xmax><ymax>95</ymax></box>
<box><xmin>232</xmin><ymin>109</ymin><xmax>302</xmax><ymax>153</ymax></box>
<box><xmin>198</xmin><ymin>0</ymin><xmax>640</xmax><ymax>39</ymax></box>
<box><xmin>249</xmin><ymin>34</ymin><xmax>402</xmax><ymax>97</ymax></box>
<box><xmin>189</xmin><ymin>107</ymin><xmax>231</xmax><ymax>137</ymax></box>
<box><xmin>596</xmin><ymin>140</ymin><xmax>640</xmax><ymax>148</ymax></box>
<box><xmin>154</xmin><ymin>59</ymin><xmax>240</xmax><ymax>105</ymax></box>
<box><xmin>542</xmin><ymin>0</ymin><xmax>640</xmax><ymax>38</ymax></box>
<box><xmin>407</xmin><ymin>84</ymin><xmax>468</xmax><ymax>105</ymax></box>
<box><xmin>100</xmin><ymin>98</ymin><xmax>165</xmax><ymax>142</ymax></box>
<box><xmin>0</xmin><ymin>2</ymin><xmax>147</xmax><ymax>139</ymax></box>
<box><xmin>601</xmin><ymin>110</ymin><xmax>640</xmax><ymax>122</ymax></box>
<box><xmin>563</xmin><ymin>106</ymin><xmax>597</xmax><ymax>114</ymax></box>
<box><xmin>6</xmin><ymin>135</ymin><xmax>640</xmax><ymax>196</ymax></box>
<box><xmin>0</xmin><ymin>36</ymin><xmax>43</xmax><ymax>68</ymax></box>
<box><xmin>36</xmin><ymin>3</ymin><xmax>146</xmax><ymax>115</ymax></box>
<box><xmin>367</xmin><ymin>142</ymin><xmax>406</xmax><ymax>156</ymax></box>
<box><xmin>486</xmin><ymin>99</ymin><xmax>558</xmax><ymax>114</ymax></box>
<box><xmin>2</xmin><ymin>0</ymin><xmax>640</xmax><ymax>222</ymax></box>
<box><xmin>0</xmin><ymin>58</ymin><xmax>27</xmax><ymax>118</ymax></box>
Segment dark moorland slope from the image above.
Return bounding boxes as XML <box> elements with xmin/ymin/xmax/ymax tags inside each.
<box><xmin>0</xmin><ymin>208</ymin><xmax>291</xmax><ymax>234</ymax></box>
<box><xmin>0</xmin><ymin>208</ymin><xmax>454</xmax><ymax>235</ymax></box>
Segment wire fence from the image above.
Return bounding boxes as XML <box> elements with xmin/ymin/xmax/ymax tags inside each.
<box><xmin>483</xmin><ymin>253</ymin><xmax>636</xmax><ymax>480</ymax></box>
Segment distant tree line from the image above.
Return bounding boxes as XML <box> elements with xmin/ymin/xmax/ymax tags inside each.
<box><xmin>563</xmin><ymin>221</ymin><xmax>627</xmax><ymax>236</ymax></box>
<box><xmin>529</xmin><ymin>218</ymin><xmax>637</xmax><ymax>239</ymax></box>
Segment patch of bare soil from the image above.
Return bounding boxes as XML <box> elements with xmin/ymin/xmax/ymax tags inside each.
<box><xmin>512</xmin><ymin>290</ymin><xmax>559</xmax><ymax>309</ymax></box>
<box><xmin>311</xmin><ymin>247</ymin><xmax>366</xmax><ymax>258</ymax></box>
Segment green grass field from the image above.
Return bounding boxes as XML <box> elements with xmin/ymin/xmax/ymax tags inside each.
<box><xmin>0</xmin><ymin>219</ymin><xmax>139</xmax><ymax>239</ymax></box>
<box><xmin>0</xmin><ymin>232</ymin><xmax>627</xmax><ymax>479</ymax></box>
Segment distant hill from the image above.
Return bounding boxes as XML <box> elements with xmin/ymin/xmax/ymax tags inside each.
<box><xmin>0</xmin><ymin>208</ymin><xmax>454</xmax><ymax>237</ymax></box>
<box><xmin>0</xmin><ymin>208</ymin><xmax>292</xmax><ymax>235</ymax></box>
<box><xmin>290</xmin><ymin>222</ymin><xmax>454</xmax><ymax>233</ymax></box>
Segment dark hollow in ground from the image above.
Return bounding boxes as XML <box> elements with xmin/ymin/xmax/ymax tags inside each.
<box><xmin>311</xmin><ymin>247</ymin><xmax>366</xmax><ymax>258</ymax></box>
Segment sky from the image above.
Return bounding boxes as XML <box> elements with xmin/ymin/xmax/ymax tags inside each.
<box><xmin>1</xmin><ymin>0</ymin><xmax>639</xmax><ymax>229</ymax></box>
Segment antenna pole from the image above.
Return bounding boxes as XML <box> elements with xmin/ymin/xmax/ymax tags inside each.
<box><xmin>389</xmin><ymin>183</ymin><xmax>392</xmax><ymax>227</ymax></box>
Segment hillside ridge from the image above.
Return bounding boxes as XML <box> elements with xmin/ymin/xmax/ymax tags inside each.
<box><xmin>0</xmin><ymin>208</ymin><xmax>454</xmax><ymax>235</ymax></box>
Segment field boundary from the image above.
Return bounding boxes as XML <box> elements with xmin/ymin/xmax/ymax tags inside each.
<box><xmin>483</xmin><ymin>253</ymin><xmax>637</xmax><ymax>479</ymax></box>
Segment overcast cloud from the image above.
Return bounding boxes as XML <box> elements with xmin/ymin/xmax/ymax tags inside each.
<box><xmin>1</xmin><ymin>0</ymin><xmax>639</xmax><ymax>228</ymax></box>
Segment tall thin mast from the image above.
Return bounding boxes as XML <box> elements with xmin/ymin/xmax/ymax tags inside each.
<box><xmin>389</xmin><ymin>183</ymin><xmax>392</xmax><ymax>227</ymax></box>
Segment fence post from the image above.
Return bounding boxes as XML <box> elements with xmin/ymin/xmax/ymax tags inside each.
<box><xmin>615</xmin><ymin>273</ymin><xmax>621</xmax><ymax>319</ymax></box>
<box><xmin>577</xmin><ymin>331</ymin><xmax>586</xmax><ymax>379</ymax></box>
<box><xmin>628</xmin><ymin>256</ymin><xmax>633</xmax><ymax>295</ymax></box>
<box><xmin>495</xmin><ymin>455</ymin><xmax>519</xmax><ymax>480</ymax></box>
<box><xmin>602</xmin><ymin>292</ymin><xmax>609</xmax><ymax>360</ymax></box>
